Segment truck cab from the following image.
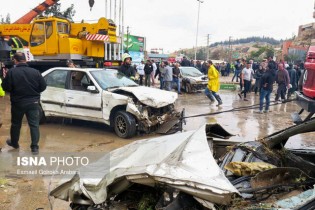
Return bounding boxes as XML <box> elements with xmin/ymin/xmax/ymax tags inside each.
<box><xmin>294</xmin><ymin>45</ymin><xmax>315</xmax><ymax>123</ymax></box>
<box><xmin>303</xmin><ymin>45</ymin><xmax>315</xmax><ymax>98</ymax></box>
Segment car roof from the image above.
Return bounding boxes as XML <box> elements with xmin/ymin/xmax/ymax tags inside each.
<box><xmin>42</xmin><ymin>67</ymin><xmax>118</xmax><ymax>76</ymax></box>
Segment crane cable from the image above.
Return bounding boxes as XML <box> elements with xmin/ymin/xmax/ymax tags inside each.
<box><xmin>182</xmin><ymin>98</ymin><xmax>298</xmax><ymax>119</ymax></box>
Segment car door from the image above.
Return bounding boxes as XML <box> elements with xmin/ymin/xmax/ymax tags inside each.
<box><xmin>65</xmin><ymin>70</ymin><xmax>103</xmax><ymax>120</ymax></box>
<box><xmin>41</xmin><ymin>69</ymin><xmax>68</xmax><ymax>116</ymax></box>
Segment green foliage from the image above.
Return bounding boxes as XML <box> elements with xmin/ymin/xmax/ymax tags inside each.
<box><xmin>43</xmin><ymin>3</ymin><xmax>76</xmax><ymax>20</ymax></box>
<box><xmin>197</xmin><ymin>48</ymin><xmax>206</xmax><ymax>60</ymax></box>
<box><xmin>210</xmin><ymin>36</ymin><xmax>281</xmax><ymax>47</ymax></box>
<box><xmin>1</xmin><ymin>14</ymin><xmax>11</xmax><ymax>23</ymax></box>
<box><xmin>284</xmin><ymin>53</ymin><xmax>300</xmax><ymax>63</ymax></box>
<box><xmin>250</xmin><ymin>46</ymin><xmax>275</xmax><ymax>61</ymax></box>
<box><xmin>265</xmin><ymin>47</ymin><xmax>275</xmax><ymax>58</ymax></box>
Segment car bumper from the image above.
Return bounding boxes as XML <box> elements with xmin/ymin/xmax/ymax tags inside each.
<box><xmin>295</xmin><ymin>91</ymin><xmax>315</xmax><ymax>113</ymax></box>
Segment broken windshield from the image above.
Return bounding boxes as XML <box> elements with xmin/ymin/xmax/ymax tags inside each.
<box><xmin>180</xmin><ymin>67</ymin><xmax>204</xmax><ymax>77</ymax></box>
<box><xmin>90</xmin><ymin>69</ymin><xmax>138</xmax><ymax>90</ymax></box>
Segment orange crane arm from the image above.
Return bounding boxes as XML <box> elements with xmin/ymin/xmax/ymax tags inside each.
<box><xmin>13</xmin><ymin>0</ymin><xmax>60</xmax><ymax>24</ymax></box>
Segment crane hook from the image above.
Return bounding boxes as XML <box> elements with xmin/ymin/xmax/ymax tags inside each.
<box><xmin>89</xmin><ymin>0</ymin><xmax>95</xmax><ymax>11</ymax></box>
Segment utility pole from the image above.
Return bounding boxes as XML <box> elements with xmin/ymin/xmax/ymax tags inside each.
<box><xmin>207</xmin><ymin>34</ymin><xmax>211</xmax><ymax>60</ymax></box>
<box><xmin>194</xmin><ymin>0</ymin><xmax>204</xmax><ymax>61</ymax></box>
<box><xmin>121</xmin><ymin>0</ymin><xmax>124</xmax><ymax>54</ymax></box>
<box><xmin>228</xmin><ymin>36</ymin><xmax>232</xmax><ymax>63</ymax></box>
<box><xmin>126</xmin><ymin>26</ymin><xmax>130</xmax><ymax>52</ymax></box>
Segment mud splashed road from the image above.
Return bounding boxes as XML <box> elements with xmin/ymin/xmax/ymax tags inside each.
<box><xmin>0</xmin><ymin>90</ymin><xmax>314</xmax><ymax>209</ymax></box>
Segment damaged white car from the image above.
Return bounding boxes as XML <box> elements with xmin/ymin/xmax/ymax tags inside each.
<box><xmin>40</xmin><ymin>68</ymin><xmax>183</xmax><ymax>138</ymax></box>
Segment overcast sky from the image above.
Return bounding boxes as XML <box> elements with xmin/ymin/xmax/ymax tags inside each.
<box><xmin>1</xmin><ymin>0</ymin><xmax>314</xmax><ymax>53</ymax></box>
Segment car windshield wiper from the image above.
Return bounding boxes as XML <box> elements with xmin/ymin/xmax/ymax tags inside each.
<box><xmin>126</xmin><ymin>84</ymin><xmax>138</xmax><ymax>87</ymax></box>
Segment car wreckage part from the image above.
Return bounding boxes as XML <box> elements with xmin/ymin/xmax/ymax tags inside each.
<box><xmin>50</xmin><ymin>120</ymin><xmax>315</xmax><ymax>209</ymax></box>
<box><xmin>218</xmin><ymin>117</ymin><xmax>315</xmax><ymax>206</ymax></box>
<box><xmin>155</xmin><ymin>109</ymin><xmax>185</xmax><ymax>135</ymax></box>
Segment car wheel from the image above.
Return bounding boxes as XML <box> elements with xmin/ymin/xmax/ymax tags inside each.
<box><xmin>39</xmin><ymin>105</ymin><xmax>46</xmax><ymax>124</ymax></box>
<box><xmin>114</xmin><ymin>111</ymin><xmax>137</xmax><ymax>138</ymax></box>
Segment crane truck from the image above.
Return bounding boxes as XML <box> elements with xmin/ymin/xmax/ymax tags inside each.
<box><xmin>292</xmin><ymin>3</ymin><xmax>315</xmax><ymax>123</ymax></box>
<box><xmin>0</xmin><ymin>0</ymin><xmax>121</xmax><ymax>71</ymax></box>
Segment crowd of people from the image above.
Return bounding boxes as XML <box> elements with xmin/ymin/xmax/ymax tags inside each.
<box><xmin>232</xmin><ymin>57</ymin><xmax>304</xmax><ymax>113</ymax></box>
<box><xmin>118</xmin><ymin>52</ymin><xmax>305</xmax><ymax>112</ymax></box>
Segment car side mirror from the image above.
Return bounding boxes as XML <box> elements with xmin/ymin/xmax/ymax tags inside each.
<box><xmin>87</xmin><ymin>86</ymin><xmax>99</xmax><ymax>93</ymax></box>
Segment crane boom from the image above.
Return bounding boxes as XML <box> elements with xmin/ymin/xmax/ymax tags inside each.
<box><xmin>14</xmin><ymin>0</ymin><xmax>60</xmax><ymax>24</ymax></box>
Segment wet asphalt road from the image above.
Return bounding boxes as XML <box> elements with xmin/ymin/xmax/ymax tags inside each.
<box><xmin>0</xmin><ymin>87</ymin><xmax>314</xmax><ymax>209</ymax></box>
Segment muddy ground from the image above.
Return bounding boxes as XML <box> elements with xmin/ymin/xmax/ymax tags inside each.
<box><xmin>0</xmin><ymin>83</ymin><xmax>314</xmax><ymax>210</ymax></box>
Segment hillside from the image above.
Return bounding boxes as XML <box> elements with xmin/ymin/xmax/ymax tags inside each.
<box><xmin>210</xmin><ymin>36</ymin><xmax>281</xmax><ymax>47</ymax></box>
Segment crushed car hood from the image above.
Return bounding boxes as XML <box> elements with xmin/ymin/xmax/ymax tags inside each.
<box><xmin>50</xmin><ymin>125</ymin><xmax>239</xmax><ymax>206</ymax></box>
<box><xmin>112</xmin><ymin>86</ymin><xmax>178</xmax><ymax>108</ymax></box>
<box><xmin>184</xmin><ymin>75</ymin><xmax>208</xmax><ymax>83</ymax></box>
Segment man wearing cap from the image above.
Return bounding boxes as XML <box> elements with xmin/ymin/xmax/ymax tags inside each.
<box><xmin>119</xmin><ymin>53</ymin><xmax>136</xmax><ymax>80</ymax></box>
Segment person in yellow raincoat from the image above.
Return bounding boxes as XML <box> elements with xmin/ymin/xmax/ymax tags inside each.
<box><xmin>205</xmin><ymin>60</ymin><xmax>223</xmax><ymax>106</ymax></box>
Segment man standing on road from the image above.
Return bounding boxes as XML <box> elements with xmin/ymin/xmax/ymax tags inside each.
<box><xmin>144</xmin><ymin>60</ymin><xmax>153</xmax><ymax>87</ymax></box>
<box><xmin>239</xmin><ymin>62</ymin><xmax>254</xmax><ymax>101</ymax></box>
<box><xmin>157</xmin><ymin>62</ymin><xmax>166</xmax><ymax>89</ymax></box>
<box><xmin>172</xmin><ymin>63</ymin><xmax>182</xmax><ymax>94</ymax></box>
<box><xmin>256</xmin><ymin>66</ymin><xmax>273</xmax><ymax>113</ymax></box>
<box><xmin>136</xmin><ymin>60</ymin><xmax>145</xmax><ymax>85</ymax></box>
<box><xmin>180</xmin><ymin>56</ymin><xmax>191</xmax><ymax>67</ymax></box>
<box><xmin>232</xmin><ymin>59</ymin><xmax>241</xmax><ymax>82</ymax></box>
<box><xmin>162</xmin><ymin>61</ymin><xmax>173</xmax><ymax>91</ymax></box>
<box><xmin>2</xmin><ymin>52</ymin><xmax>47</xmax><ymax>155</ymax></box>
<box><xmin>286</xmin><ymin>63</ymin><xmax>297</xmax><ymax>99</ymax></box>
<box><xmin>275</xmin><ymin>63</ymin><xmax>290</xmax><ymax>103</ymax></box>
<box><xmin>205</xmin><ymin>60</ymin><xmax>222</xmax><ymax>106</ymax></box>
<box><xmin>267</xmin><ymin>56</ymin><xmax>277</xmax><ymax>81</ymax></box>
<box><xmin>151</xmin><ymin>60</ymin><xmax>157</xmax><ymax>86</ymax></box>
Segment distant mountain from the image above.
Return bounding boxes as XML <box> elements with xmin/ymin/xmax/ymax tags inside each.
<box><xmin>210</xmin><ymin>36</ymin><xmax>281</xmax><ymax>47</ymax></box>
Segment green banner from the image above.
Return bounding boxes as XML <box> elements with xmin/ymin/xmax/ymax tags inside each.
<box><xmin>123</xmin><ymin>35</ymin><xmax>145</xmax><ymax>52</ymax></box>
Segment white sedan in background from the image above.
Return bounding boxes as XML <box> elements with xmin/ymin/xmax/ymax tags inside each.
<box><xmin>40</xmin><ymin>68</ymin><xmax>182</xmax><ymax>138</ymax></box>
<box><xmin>180</xmin><ymin>67</ymin><xmax>208</xmax><ymax>93</ymax></box>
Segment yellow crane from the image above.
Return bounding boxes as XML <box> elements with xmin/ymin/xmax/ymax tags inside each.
<box><xmin>0</xmin><ymin>0</ymin><xmax>120</xmax><ymax>71</ymax></box>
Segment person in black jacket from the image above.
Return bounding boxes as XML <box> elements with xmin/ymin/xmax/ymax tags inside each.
<box><xmin>180</xmin><ymin>56</ymin><xmax>191</xmax><ymax>67</ymax></box>
<box><xmin>2</xmin><ymin>52</ymin><xmax>47</xmax><ymax>155</ymax></box>
<box><xmin>118</xmin><ymin>53</ymin><xmax>136</xmax><ymax>80</ymax></box>
<box><xmin>144</xmin><ymin>60</ymin><xmax>153</xmax><ymax>87</ymax></box>
<box><xmin>256</xmin><ymin>67</ymin><xmax>273</xmax><ymax>114</ymax></box>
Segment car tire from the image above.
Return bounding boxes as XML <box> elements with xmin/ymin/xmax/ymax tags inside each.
<box><xmin>39</xmin><ymin>105</ymin><xmax>46</xmax><ymax>124</ymax></box>
<box><xmin>114</xmin><ymin>111</ymin><xmax>137</xmax><ymax>138</ymax></box>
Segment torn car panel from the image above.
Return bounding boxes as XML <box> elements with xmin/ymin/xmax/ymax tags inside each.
<box><xmin>50</xmin><ymin>125</ymin><xmax>239</xmax><ymax>207</ymax></box>
<box><xmin>114</xmin><ymin>86</ymin><xmax>178</xmax><ymax>108</ymax></box>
